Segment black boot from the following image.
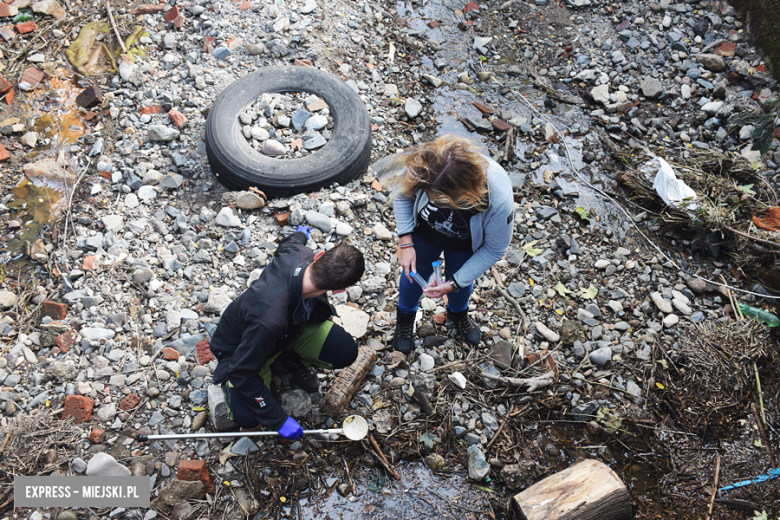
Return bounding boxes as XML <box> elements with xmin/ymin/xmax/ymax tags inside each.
<box><xmin>392</xmin><ymin>310</ymin><xmax>416</xmax><ymax>354</ymax></box>
<box><xmin>449</xmin><ymin>309</ymin><xmax>481</xmax><ymax>345</ymax></box>
<box><xmin>291</xmin><ymin>364</ymin><xmax>319</xmax><ymax>393</ymax></box>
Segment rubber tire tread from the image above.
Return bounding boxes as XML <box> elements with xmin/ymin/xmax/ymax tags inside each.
<box><xmin>205</xmin><ymin>66</ymin><xmax>372</xmax><ymax>198</ymax></box>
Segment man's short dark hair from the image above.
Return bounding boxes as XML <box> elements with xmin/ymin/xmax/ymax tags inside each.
<box><xmin>309</xmin><ymin>244</ymin><xmax>365</xmax><ymax>291</ymax></box>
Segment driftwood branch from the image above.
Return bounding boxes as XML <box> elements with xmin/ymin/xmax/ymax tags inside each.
<box><xmin>481</xmin><ymin>371</ymin><xmax>555</xmax><ymax>392</ymax></box>
<box><xmin>492</xmin><ymin>267</ymin><xmax>529</xmax><ymax>332</ymax></box>
<box><xmin>106</xmin><ymin>0</ymin><xmax>127</xmax><ymax>53</ymax></box>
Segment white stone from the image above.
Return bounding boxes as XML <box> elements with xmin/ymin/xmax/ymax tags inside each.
<box><xmin>448</xmin><ymin>371</ymin><xmax>468</xmax><ymax>390</ymax></box>
<box><xmin>86</xmin><ymin>452</ymin><xmax>131</xmax><ymax>477</ymax></box>
<box><xmin>650</xmin><ymin>292</ymin><xmax>673</xmax><ymax>313</ymax></box>
<box><xmin>101</xmin><ymin>214</ymin><xmax>123</xmax><ymax>231</ymax></box>
<box><xmin>534</xmin><ymin>322</ymin><xmax>560</xmax><ymax>343</ymax></box>
<box><xmin>333</xmin><ymin>305</ymin><xmax>370</xmax><ymax>338</ymax></box>
<box><xmin>663</xmin><ymin>313</ymin><xmax>679</xmax><ymax>328</ymax></box>
<box><xmin>591</xmin><ymin>84</ymin><xmax>610</xmax><ymax>104</ymax></box>
<box><xmin>137</xmin><ymin>185</ymin><xmax>157</xmax><ymax>200</ymax></box>
<box><xmin>216</xmin><ymin>207</ymin><xmax>242</xmax><ymax>227</ymax></box>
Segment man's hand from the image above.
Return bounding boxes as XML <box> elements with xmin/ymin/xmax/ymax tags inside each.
<box><xmin>278</xmin><ymin>416</ymin><xmax>304</xmax><ymax>440</ymax></box>
<box><xmin>296</xmin><ymin>225</ymin><xmax>311</xmax><ymax>239</ymax></box>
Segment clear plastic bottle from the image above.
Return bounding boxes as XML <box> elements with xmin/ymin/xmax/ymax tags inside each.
<box><xmin>738</xmin><ymin>302</ymin><xmax>780</xmax><ymax>327</ymax></box>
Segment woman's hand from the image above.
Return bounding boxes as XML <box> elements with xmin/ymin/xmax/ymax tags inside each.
<box><xmin>424</xmin><ymin>281</ymin><xmax>453</xmax><ymax>299</ymax></box>
<box><xmin>397</xmin><ymin>237</ymin><xmax>416</xmax><ymax>283</ymax></box>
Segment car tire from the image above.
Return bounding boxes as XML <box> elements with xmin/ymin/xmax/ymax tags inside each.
<box><xmin>205</xmin><ymin>66</ymin><xmax>372</xmax><ymax>198</ymax></box>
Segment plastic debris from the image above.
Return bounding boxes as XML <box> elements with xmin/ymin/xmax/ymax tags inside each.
<box><xmin>720</xmin><ymin>467</ymin><xmax>780</xmax><ymax>491</ymax></box>
<box><xmin>737</xmin><ymin>302</ymin><xmax>780</xmax><ymax>327</ymax></box>
<box><xmin>652</xmin><ymin>157</ymin><xmax>698</xmax><ymax>209</ymax></box>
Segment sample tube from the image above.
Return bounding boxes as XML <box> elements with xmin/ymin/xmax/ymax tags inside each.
<box><xmin>432</xmin><ymin>261</ymin><xmax>443</xmax><ymax>286</ymax></box>
<box><xmin>410</xmin><ymin>271</ymin><xmax>430</xmax><ymax>289</ymax></box>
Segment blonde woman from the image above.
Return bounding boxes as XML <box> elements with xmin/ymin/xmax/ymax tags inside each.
<box><xmin>390</xmin><ymin>135</ymin><xmax>515</xmax><ymax>352</ymax></box>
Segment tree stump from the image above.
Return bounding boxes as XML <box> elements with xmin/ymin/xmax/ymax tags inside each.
<box><xmin>322</xmin><ymin>345</ymin><xmax>376</xmax><ymax>417</ymax></box>
<box><xmin>512</xmin><ymin>459</ymin><xmax>632</xmax><ymax>520</ymax></box>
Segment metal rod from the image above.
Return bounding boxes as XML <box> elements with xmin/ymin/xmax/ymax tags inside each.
<box><xmin>138</xmin><ymin>428</ymin><xmax>345</xmax><ymax>442</ymax></box>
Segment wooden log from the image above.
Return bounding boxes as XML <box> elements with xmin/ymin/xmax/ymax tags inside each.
<box><xmin>512</xmin><ymin>459</ymin><xmax>632</xmax><ymax>520</ymax></box>
<box><xmin>322</xmin><ymin>346</ymin><xmax>376</xmax><ymax>417</ymax></box>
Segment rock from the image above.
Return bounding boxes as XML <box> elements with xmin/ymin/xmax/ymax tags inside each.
<box><xmin>150</xmin><ymin>480</ymin><xmax>204</xmax><ymax>514</ymax></box>
<box><xmin>204</xmin><ymin>289</ymin><xmax>232</xmax><ymax>314</ymax></box>
<box><xmin>303</xmin><ymin>134</ymin><xmax>327</xmax><ymax>150</ymax></box>
<box><xmin>590</xmin><ymin>84</ymin><xmax>610</xmax><ymax>104</ymax></box>
<box><xmin>216</xmin><ymin>207</ymin><xmax>241</xmax><ymax>227</ymax></box>
<box><xmin>23</xmin><ymin>158</ymin><xmax>74</xmax><ymax>183</ymax></box>
<box><xmin>80</xmin><ymin>327</ymin><xmax>114</xmax><ymax>340</ymax></box>
<box><xmin>418</xmin><ymin>353</ymin><xmax>435</xmax><ymax>371</ymax></box>
<box><xmin>334</xmin><ymin>305</ymin><xmax>369</xmax><ymax>338</ymax></box>
<box><xmin>663</xmin><ymin>313</ymin><xmax>679</xmax><ymax>328</ymax></box>
<box><xmin>687</xmin><ymin>278</ymin><xmax>707</xmax><ymax>294</ymax></box>
<box><xmin>373</xmin><ymin>223</ymin><xmax>393</xmax><ymax>240</ymax></box>
<box><xmin>305</xmin><ymin>210</ymin><xmax>331</xmax><ymax>232</ymax></box>
<box><xmin>71</xmin><ymin>457</ymin><xmax>87</xmax><ymax>474</ymax></box>
<box><xmin>697</xmin><ymin>53</ymin><xmax>726</xmax><ymax>72</ymax></box>
<box><xmin>488</xmin><ymin>340</ymin><xmax>513</xmax><ymax>369</ymax></box>
<box><xmin>75</xmin><ymin>86</ymin><xmax>103</xmax><ymax>109</ymax></box>
<box><xmin>589</xmin><ymin>346</ymin><xmax>613</xmax><ymax>366</ymax></box>
<box><xmin>262</xmin><ymin>139</ymin><xmax>285</xmax><ymax>156</ymax></box>
<box><xmin>640</xmin><ymin>77</ymin><xmax>663</xmax><ymax>98</ymax></box>
<box><xmin>473</xmin><ymin>36</ymin><xmax>492</xmax><ymax>53</ymax></box>
<box><xmin>404</xmin><ymin>98</ymin><xmax>422</xmax><ymax>118</ymax></box>
<box><xmin>20</xmin><ymin>132</ymin><xmax>38</xmax><ymax>147</ymax></box>
<box><xmin>305</xmin><ymin>114</ymin><xmax>328</xmax><ymax>131</ymax></box>
<box><xmin>95</xmin><ymin>403</ymin><xmax>117</xmax><ymax>422</ymax></box>
<box><xmin>467</xmin><ymin>445</ymin><xmax>490</xmax><ymax>481</ymax></box>
<box><xmin>147</xmin><ymin>125</ymin><xmax>180</xmax><ymax>142</ymax></box>
<box><xmin>208</xmin><ymin>384</ymin><xmax>238</xmax><ymax>431</ymax></box>
<box><xmin>280</xmin><ymin>389</ymin><xmax>312</xmax><ymax>417</ymax></box>
<box><xmin>533</xmin><ymin>322</ymin><xmax>559</xmax><ymax>343</ymax></box>
<box><xmin>101</xmin><ymin>214</ymin><xmax>123</xmax><ymax>231</ymax></box>
<box><xmin>560</xmin><ymin>320</ymin><xmax>581</xmax><ymax>346</ymax></box>
<box><xmin>0</xmin><ymin>290</ymin><xmax>17</xmax><ymax>309</ymax></box>
<box><xmin>86</xmin><ymin>452</ymin><xmax>131</xmax><ymax>477</ymax></box>
<box><xmin>650</xmin><ymin>292</ymin><xmax>673</xmax><ymax>313</ymax></box>
<box><xmin>32</xmin><ymin>0</ymin><xmax>65</xmax><ymax>18</ymax></box>
<box><xmin>231</xmin><ymin>436</ymin><xmax>260</xmax><ymax>455</ymax></box>
<box><xmin>192</xmin><ymin>411</ymin><xmax>207</xmax><ymax>430</ymax></box>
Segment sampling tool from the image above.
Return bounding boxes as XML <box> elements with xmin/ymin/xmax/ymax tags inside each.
<box><xmin>410</xmin><ymin>271</ymin><xmax>430</xmax><ymax>289</ymax></box>
<box><xmin>136</xmin><ymin>415</ymin><xmax>369</xmax><ymax>442</ymax></box>
<box><xmin>432</xmin><ymin>261</ymin><xmax>443</xmax><ymax>286</ymax></box>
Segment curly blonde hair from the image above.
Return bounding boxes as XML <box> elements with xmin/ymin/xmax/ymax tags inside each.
<box><xmin>389</xmin><ymin>135</ymin><xmax>489</xmax><ymax>210</ymax></box>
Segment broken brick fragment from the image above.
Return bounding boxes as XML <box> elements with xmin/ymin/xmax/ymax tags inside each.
<box><xmin>55</xmin><ymin>330</ymin><xmax>78</xmax><ymax>353</ymax></box>
<box><xmin>0</xmin><ymin>142</ymin><xmax>9</xmax><ymax>162</ymax></box>
<box><xmin>41</xmin><ymin>300</ymin><xmax>68</xmax><ymax>320</ymax></box>
<box><xmin>4</xmin><ymin>89</ymin><xmax>12</xmax><ymax>104</ymax></box>
<box><xmin>172</xmin><ymin>15</ymin><xmax>184</xmax><ymax>29</ymax></box>
<box><xmin>462</xmin><ymin>1</ymin><xmax>478</xmax><ymax>13</ymax></box>
<box><xmin>139</xmin><ymin>105</ymin><xmax>163</xmax><ymax>116</ymax></box>
<box><xmin>472</xmin><ymin>102</ymin><xmax>494</xmax><ymax>115</ymax></box>
<box><xmin>293</xmin><ymin>58</ymin><xmax>313</xmax><ymax>67</ymax></box>
<box><xmin>0</xmin><ymin>4</ymin><xmax>15</xmax><ymax>17</ymax></box>
<box><xmin>177</xmin><ymin>459</ymin><xmax>215</xmax><ymax>494</ymax></box>
<box><xmin>89</xmin><ymin>429</ymin><xmax>105</xmax><ymax>443</ymax></box>
<box><xmin>129</xmin><ymin>4</ymin><xmax>165</xmax><ymax>15</ymax></box>
<box><xmin>0</xmin><ymin>25</ymin><xmax>14</xmax><ymax>40</ymax></box>
<box><xmin>427</xmin><ymin>20</ymin><xmax>438</xmax><ymax>29</ymax></box>
<box><xmin>76</xmin><ymin>86</ymin><xmax>103</xmax><ymax>109</ymax></box>
<box><xmin>275</xmin><ymin>211</ymin><xmax>291</xmax><ymax>227</ymax></box>
<box><xmin>239</xmin><ymin>1</ymin><xmax>251</xmax><ymax>11</ymax></box>
<box><xmin>163</xmin><ymin>347</ymin><xmax>180</xmax><ymax>360</ymax></box>
<box><xmin>0</xmin><ymin>75</ymin><xmax>11</xmax><ymax>94</ymax></box>
<box><xmin>119</xmin><ymin>393</ymin><xmax>142</xmax><ymax>411</ymax></box>
<box><xmin>195</xmin><ymin>338</ymin><xmax>213</xmax><ymax>364</ymax></box>
<box><xmin>371</xmin><ymin>179</ymin><xmax>382</xmax><ymax>192</ymax></box>
<box><xmin>168</xmin><ymin>108</ymin><xmax>187</xmax><ymax>127</ymax></box>
<box><xmin>14</xmin><ymin>20</ymin><xmax>35</xmax><ymax>34</ymax></box>
<box><xmin>491</xmin><ymin>118</ymin><xmax>510</xmax><ymax>132</ymax></box>
<box><xmin>62</xmin><ymin>395</ymin><xmax>94</xmax><ymax>424</ymax></box>
<box><xmin>164</xmin><ymin>5</ymin><xmax>180</xmax><ymax>22</ymax></box>
<box><xmin>82</xmin><ymin>255</ymin><xmax>97</xmax><ymax>271</ymax></box>
<box><xmin>433</xmin><ymin>313</ymin><xmax>446</xmax><ymax>325</ymax></box>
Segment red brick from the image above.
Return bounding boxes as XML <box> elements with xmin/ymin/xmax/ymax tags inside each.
<box><xmin>371</xmin><ymin>179</ymin><xmax>382</xmax><ymax>192</ymax></box>
<box><xmin>119</xmin><ymin>393</ymin><xmax>141</xmax><ymax>411</ymax></box>
<box><xmin>139</xmin><ymin>105</ymin><xmax>162</xmax><ymax>116</ymax></box>
<box><xmin>0</xmin><ymin>75</ymin><xmax>11</xmax><ymax>94</ymax></box>
<box><xmin>0</xmin><ymin>4</ymin><xmax>13</xmax><ymax>17</ymax></box>
<box><xmin>62</xmin><ymin>395</ymin><xmax>94</xmax><ymax>424</ymax></box>
<box><xmin>195</xmin><ymin>338</ymin><xmax>213</xmax><ymax>364</ymax></box>
<box><xmin>89</xmin><ymin>429</ymin><xmax>105</xmax><ymax>443</ymax></box>
<box><xmin>177</xmin><ymin>459</ymin><xmax>214</xmax><ymax>493</ymax></box>
<box><xmin>19</xmin><ymin>66</ymin><xmax>43</xmax><ymax>88</ymax></box>
<box><xmin>275</xmin><ymin>211</ymin><xmax>291</xmax><ymax>227</ymax></box>
<box><xmin>168</xmin><ymin>108</ymin><xmax>187</xmax><ymax>127</ymax></box>
<box><xmin>293</xmin><ymin>58</ymin><xmax>313</xmax><ymax>67</ymax></box>
<box><xmin>491</xmin><ymin>118</ymin><xmax>510</xmax><ymax>132</ymax></box>
<box><xmin>55</xmin><ymin>330</ymin><xmax>78</xmax><ymax>353</ymax></box>
<box><xmin>14</xmin><ymin>20</ymin><xmax>35</xmax><ymax>34</ymax></box>
<box><xmin>239</xmin><ymin>0</ymin><xmax>250</xmax><ymax>10</ymax></box>
<box><xmin>75</xmin><ymin>85</ymin><xmax>102</xmax><ymax>109</ymax></box>
<box><xmin>463</xmin><ymin>1</ymin><xmax>478</xmax><ymax>13</ymax></box>
<box><xmin>84</xmin><ymin>111</ymin><xmax>98</xmax><ymax>121</ymax></box>
<box><xmin>4</xmin><ymin>88</ymin><xmax>12</xmax><ymax>104</ymax></box>
<box><xmin>163</xmin><ymin>347</ymin><xmax>180</xmax><ymax>360</ymax></box>
<box><xmin>172</xmin><ymin>15</ymin><xmax>184</xmax><ymax>29</ymax></box>
<box><xmin>0</xmin><ymin>142</ymin><xmax>9</xmax><ymax>162</ymax></box>
<box><xmin>433</xmin><ymin>313</ymin><xmax>446</xmax><ymax>325</ymax></box>
<box><xmin>129</xmin><ymin>4</ymin><xmax>165</xmax><ymax>15</ymax></box>
<box><xmin>41</xmin><ymin>300</ymin><xmax>68</xmax><ymax>320</ymax></box>
<box><xmin>0</xmin><ymin>25</ymin><xmax>14</xmax><ymax>41</ymax></box>
<box><xmin>164</xmin><ymin>5</ymin><xmax>179</xmax><ymax>22</ymax></box>
<box><xmin>427</xmin><ymin>20</ymin><xmax>438</xmax><ymax>29</ymax></box>
<box><xmin>714</xmin><ymin>41</ymin><xmax>736</xmax><ymax>57</ymax></box>
<box><xmin>82</xmin><ymin>255</ymin><xmax>96</xmax><ymax>271</ymax></box>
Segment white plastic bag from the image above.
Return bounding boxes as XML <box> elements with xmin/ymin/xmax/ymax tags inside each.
<box><xmin>652</xmin><ymin>157</ymin><xmax>698</xmax><ymax>209</ymax></box>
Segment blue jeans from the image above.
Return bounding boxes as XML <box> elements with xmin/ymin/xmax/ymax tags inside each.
<box><xmin>398</xmin><ymin>233</ymin><xmax>474</xmax><ymax>314</ymax></box>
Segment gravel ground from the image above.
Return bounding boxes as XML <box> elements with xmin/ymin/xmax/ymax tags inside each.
<box><xmin>1</xmin><ymin>0</ymin><xmax>779</xmax><ymax>518</ymax></box>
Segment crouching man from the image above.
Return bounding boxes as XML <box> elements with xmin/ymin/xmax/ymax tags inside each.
<box><xmin>210</xmin><ymin>226</ymin><xmax>365</xmax><ymax>440</ymax></box>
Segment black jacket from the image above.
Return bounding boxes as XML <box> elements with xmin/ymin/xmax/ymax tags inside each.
<box><xmin>210</xmin><ymin>231</ymin><xmax>335</xmax><ymax>429</ymax></box>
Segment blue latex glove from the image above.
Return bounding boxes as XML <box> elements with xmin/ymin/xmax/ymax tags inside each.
<box><xmin>278</xmin><ymin>416</ymin><xmax>303</xmax><ymax>440</ymax></box>
<box><xmin>296</xmin><ymin>225</ymin><xmax>310</xmax><ymax>239</ymax></box>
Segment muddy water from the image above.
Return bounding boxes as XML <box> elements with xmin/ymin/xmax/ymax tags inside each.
<box><xmin>2</xmin><ymin>66</ymin><xmax>86</xmax><ymax>267</ymax></box>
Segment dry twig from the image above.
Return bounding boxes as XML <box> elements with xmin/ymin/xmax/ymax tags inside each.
<box><xmin>106</xmin><ymin>0</ymin><xmax>127</xmax><ymax>53</ymax></box>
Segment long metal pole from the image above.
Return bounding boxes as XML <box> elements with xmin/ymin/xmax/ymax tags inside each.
<box><xmin>137</xmin><ymin>428</ymin><xmax>345</xmax><ymax>442</ymax></box>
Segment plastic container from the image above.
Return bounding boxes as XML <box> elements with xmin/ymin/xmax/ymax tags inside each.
<box><xmin>738</xmin><ymin>302</ymin><xmax>780</xmax><ymax>327</ymax></box>
<box><xmin>410</xmin><ymin>271</ymin><xmax>430</xmax><ymax>289</ymax></box>
<box><xmin>432</xmin><ymin>261</ymin><xmax>443</xmax><ymax>286</ymax></box>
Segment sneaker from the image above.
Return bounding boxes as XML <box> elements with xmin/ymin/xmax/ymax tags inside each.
<box><xmin>392</xmin><ymin>309</ymin><xmax>416</xmax><ymax>353</ymax></box>
<box><xmin>449</xmin><ymin>309</ymin><xmax>481</xmax><ymax>345</ymax></box>
<box><xmin>291</xmin><ymin>364</ymin><xmax>319</xmax><ymax>393</ymax></box>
